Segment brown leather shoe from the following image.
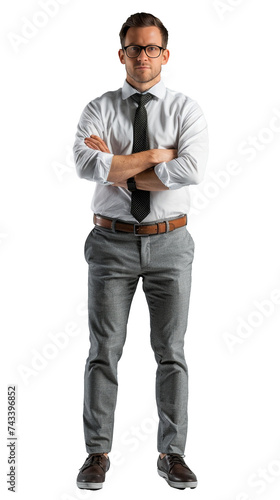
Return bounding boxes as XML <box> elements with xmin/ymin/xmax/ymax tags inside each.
<box><xmin>77</xmin><ymin>453</ymin><xmax>110</xmax><ymax>490</ymax></box>
<box><xmin>157</xmin><ymin>454</ymin><xmax>197</xmax><ymax>489</ymax></box>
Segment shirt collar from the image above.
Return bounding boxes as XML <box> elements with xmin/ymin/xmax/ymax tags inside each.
<box><xmin>122</xmin><ymin>79</ymin><xmax>166</xmax><ymax>100</ymax></box>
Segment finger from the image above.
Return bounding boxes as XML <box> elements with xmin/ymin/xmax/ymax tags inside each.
<box><xmin>89</xmin><ymin>135</ymin><xmax>102</xmax><ymax>140</ymax></box>
<box><xmin>84</xmin><ymin>137</ymin><xmax>101</xmax><ymax>147</ymax></box>
<box><xmin>89</xmin><ymin>135</ymin><xmax>110</xmax><ymax>150</ymax></box>
<box><xmin>89</xmin><ymin>135</ymin><xmax>106</xmax><ymax>146</ymax></box>
<box><xmin>88</xmin><ymin>135</ymin><xmax>110</xmax><ymax>152</ymax></box>
<box><xmin>85</xmin><ymin>138</ymin><xmax>109</xmax><ymax>153</ymax></box>
<box><xmin>84</xmin><ymin>138</ymin><xmax>99</xmax><ymax>149</ymax></box>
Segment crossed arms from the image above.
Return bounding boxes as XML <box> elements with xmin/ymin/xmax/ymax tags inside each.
<box><xmin>73</xmin><ymin>99</ymin><xmax>208</xmax><ymax>190</ymax></box>
<box><xmin>84</xmin><ymin>135</ymin><xmax>176</xmax><ymax>191</ymax></box>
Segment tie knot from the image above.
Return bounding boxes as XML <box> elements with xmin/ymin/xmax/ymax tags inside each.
<box><xmin>131</xmin><ymin>92</ymin><xmax>153</xmax><ymax>107</ymax></box>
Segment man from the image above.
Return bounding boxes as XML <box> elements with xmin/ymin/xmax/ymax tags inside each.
<box><xmin>73</xmin><ymin>12</ymin><xmax>208</xmax><ymax>490</ymax></box>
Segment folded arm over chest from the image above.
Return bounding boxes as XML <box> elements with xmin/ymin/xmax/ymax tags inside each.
<box><xmin>154</xmin><ymin>100</ymin><xmax>209</xmax><ymax>189</ymax></box>
<box><xmin>73</xmin><ymin>102</ymin><xmax>115</xmax><ymax>184</ymax></box>
<box><xmin>73</xmin><ymin>101</ymin><xmax>177</xmax><ymax>189</ymax></box>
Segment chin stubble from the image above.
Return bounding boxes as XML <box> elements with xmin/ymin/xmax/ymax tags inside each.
<box><xmin>127</xmin><ymin>67</ymin><xmax>162</xmax><ymax>85</ymax></box>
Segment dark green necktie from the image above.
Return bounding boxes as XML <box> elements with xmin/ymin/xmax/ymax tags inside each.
<box><xmin>129</xmin><ymin>92</ymin><xmax>153</xmax><ymax>222</ymax></box>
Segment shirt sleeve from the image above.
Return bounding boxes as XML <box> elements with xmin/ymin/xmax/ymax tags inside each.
<box><xmin>73</xmin><ymin>100</ymin><xmax>114</xmax><ymax>184</ymax></box>
<box><xmin>154</xmin><ymin>99</ymin><xmax>209</xmax><ymax>189</ymax></box>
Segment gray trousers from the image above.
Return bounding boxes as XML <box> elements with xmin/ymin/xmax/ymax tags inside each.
<box><xmin>83</xmin><ymin>221</ymin><xmax>195</xmax><ymax>455</ymax></box>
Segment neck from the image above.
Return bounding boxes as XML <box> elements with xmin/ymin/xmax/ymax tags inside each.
<box><xmin>126</xmin><ymin>75</ymin><xmax>161</xmax><ymax>93</ymax></box>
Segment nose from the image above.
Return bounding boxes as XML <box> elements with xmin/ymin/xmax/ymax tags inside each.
<box><xmin>137</xmin><ymin>48</ymin><xmax>148</xmax><ymax>61</ymax></box>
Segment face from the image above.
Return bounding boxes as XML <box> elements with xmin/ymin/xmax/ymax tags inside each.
<box><xmin>118</xmin><ymin>26</ymin><xmax>169</xmax><ymax>91</ymax></box>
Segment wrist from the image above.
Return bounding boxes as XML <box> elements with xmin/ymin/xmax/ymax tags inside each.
<box><xmin>134</xmin><ymin>172</ymin><xmax>141</xmax><ymax>189</ymax></box>
<box><xmin>127</xmin><ymin>177</ymin><xmax>137</xmax><ymax>191</ymax></box>
<box><xmin>150</xmin><ymin>149</ymin><xmax>159</xmax><ymax>166</ymax></box>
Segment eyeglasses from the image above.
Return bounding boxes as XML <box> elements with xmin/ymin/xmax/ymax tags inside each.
<box><xmin>122</xmin><ymin>45</ymin><xmax>165</xmax><ymax>58</ymax></box>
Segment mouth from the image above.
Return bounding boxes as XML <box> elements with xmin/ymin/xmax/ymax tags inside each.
<box><xmin>134</xmin><ymin>66</ymin><xmax>150</xmax><ymax>69</ymax></box>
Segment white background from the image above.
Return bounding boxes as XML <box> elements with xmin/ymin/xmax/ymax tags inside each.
<box><xmin>1</xmin><ymin>0</ymin><xmax>280</xmax><ymax>499</ymax></box>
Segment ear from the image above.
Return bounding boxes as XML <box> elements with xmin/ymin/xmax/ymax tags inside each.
<box><xmin>118</xmin><ymin>49</ymin><xmax>125</xmax><ymax>65</ymax></box>
<box><xmin>161</xmin><ymin>49</ymin><xmax>170</xmax><ymax>66</ymax></box>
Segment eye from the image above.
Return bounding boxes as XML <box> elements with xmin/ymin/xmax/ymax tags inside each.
<box><xmin>146</xmin><ymin>46</ymin><xmax>160</xmax><ymax>57</ymax></box>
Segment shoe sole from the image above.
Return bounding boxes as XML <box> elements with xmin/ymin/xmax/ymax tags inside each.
<box><xmin>77</xmin><ymin>481</ymin><xmax>103</xmax><ymax>490</ymax></box>
<box><xmin>157</xmin><ymin>469</ymin><xmax>197</xmax><ymax>489</ymax></box>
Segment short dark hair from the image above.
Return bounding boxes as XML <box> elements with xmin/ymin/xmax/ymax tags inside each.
<box><xmin>119</xmin><ymin>12</ymin><xmax>168</xmax><ymax>48</ymax></box>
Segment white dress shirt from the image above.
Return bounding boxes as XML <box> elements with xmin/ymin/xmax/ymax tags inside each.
<box><xmin>73</xmin><ymin>80</ymin><xmax>208</xmax><ymax>222</ymax></box>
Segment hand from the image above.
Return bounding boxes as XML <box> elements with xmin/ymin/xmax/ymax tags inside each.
<box><xmin>112</xmin><ymin>180</ymin><xmax>128</xmax><ymax>188</ymax></box>
<box><xmin>84</xmin><ymin>135</ymin><xmax>111</xmax><ymax>153</ymax></box>
<box><xmin>153</xmin><ymin>148</ymin><xmax>177</xmax><ymax>164</ymax></box>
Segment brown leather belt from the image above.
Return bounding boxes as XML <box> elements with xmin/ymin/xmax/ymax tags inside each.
<box><xmin>93</xmin><ymin>214</ymin><xmax>187</xmax><ymax>236</ymax></box>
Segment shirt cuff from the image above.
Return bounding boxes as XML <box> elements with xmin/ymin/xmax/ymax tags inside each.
<box><xmin>154</xmin><ymin>162</ymin><xmax>174</xmax><ymax>189</ymax></box>
<box><xmin>93</xmin><ymin>152</ymin><xmax>114</xmax><ymax>184</ymax></box>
